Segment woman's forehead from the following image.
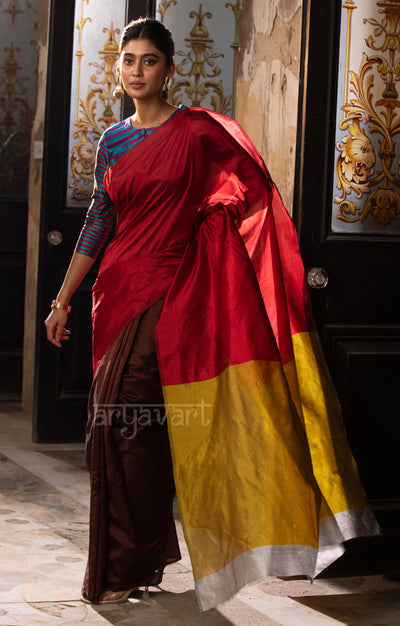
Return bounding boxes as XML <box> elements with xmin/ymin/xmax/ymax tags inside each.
<box><xmin>121</xmin><ymin>38</ymin><xmax>163</xmax><ymax>57</ymax></box>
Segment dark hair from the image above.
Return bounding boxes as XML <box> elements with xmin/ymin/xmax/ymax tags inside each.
<box><xmin>119</xmin><ymin>17</ymin><xmax>174</xmax><ymax>68</ymax></box>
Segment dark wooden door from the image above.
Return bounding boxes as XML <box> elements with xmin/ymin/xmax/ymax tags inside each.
<box><xmin>296</xmin><ymin>1</ymin><xmax>400</xmax><ymax>575</ymax></box>
<box><xmin>0</xmin><ymin>13</ymin><xmax>36</xmax><ymax>401</ymax></box>
<box><xmin>34</xmin><ymin>0</ymin><xmax>154</xmax><ymax>442</ymax></box>
<box><xmin>0</xmin><ymin>196</ymin><xmax>27</xmax><ymax>401</ymax></box>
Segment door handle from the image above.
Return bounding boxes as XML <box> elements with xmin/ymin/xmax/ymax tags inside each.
<box><xmin>47</xmin><ymin>230</ymin><xmax>63</xmax><ymax>246</ymax></box>
<box><xmin>306</xmin><ymin>267</ymin><xmax>329</xmax><ymax>289</ymax></box>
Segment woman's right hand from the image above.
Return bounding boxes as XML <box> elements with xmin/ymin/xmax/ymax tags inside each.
<box><xmin>44</xmin><ymin>309</ymin><xmax>71</xmax><ymax>348</ymax></box>
<box><xmin>43</xmin><ymin>251</ymin><xmax>95</xmax><ymax>348</ymax></box>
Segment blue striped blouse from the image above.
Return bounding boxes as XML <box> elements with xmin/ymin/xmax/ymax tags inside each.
<box><xmin>75</xmin><ymin>106</ymin><xmax>184</xmax><ymax>258</ymax></box>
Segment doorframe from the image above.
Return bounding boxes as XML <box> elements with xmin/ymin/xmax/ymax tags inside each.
<box><xmin>293</xmin><ymin>0</ymin><xmax>341</xmax><ymax>249</ymax></box>
<box><xmin>23</xmin><ymin>0</ymin><xmax>52</xmax><ymax>423</ymax></box>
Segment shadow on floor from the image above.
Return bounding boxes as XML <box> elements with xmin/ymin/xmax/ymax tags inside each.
<box><xmin>88</xmin><ymin>587</ymin><xmax>234</xmax><ymax>625</ymax></box>
<box><xmin>293</xmin><ymin>589</ymin><xmax>400</xmax><ymax>625</ymax></box>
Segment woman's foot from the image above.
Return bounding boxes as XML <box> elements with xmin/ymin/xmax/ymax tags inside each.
<box><xmin>80</xmin><ymin>586</ymin><xmax>138</xmax><ymax>604</ymax></box>
<box><xmin>98</xmin><ymin>587</ymin><xmax>138</xmax><ymax>604</ymax></box>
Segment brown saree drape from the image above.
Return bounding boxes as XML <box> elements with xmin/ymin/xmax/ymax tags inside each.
<box><xmin>82</xmin><ymin>299</ymin><xmax>181</xmax><ymax>602</ymax></box>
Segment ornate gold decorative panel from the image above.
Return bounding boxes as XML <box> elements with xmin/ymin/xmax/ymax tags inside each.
<box><xmin>66</xmin><ymin>0</ymin><xmax>127</xmax><ymax>208</ymax></box>
<box><xmin>157</xmin><ymin>0</ymin><xmax>240</xmax><ymax>116</ymax></box>
<box><xmin>332</xmin><ymin>0</ymin><xmax>400</xmax><ymax>234</ymax></box>
<box><xmin>0</xmin><ymin>0</ymin><xmax>38</xmax><ymax>197</ymax></box>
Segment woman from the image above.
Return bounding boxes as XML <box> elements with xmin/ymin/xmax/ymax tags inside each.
<box><xmin>45</xmin><ymin>18</ymin><xmax>379</xmax><ymax>612</ymax></box>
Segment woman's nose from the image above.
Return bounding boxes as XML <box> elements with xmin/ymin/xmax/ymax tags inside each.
<box><xmin>132</xmin><ymin>61</ymin><xmax>143</xmax><ymax>76</ymax></box>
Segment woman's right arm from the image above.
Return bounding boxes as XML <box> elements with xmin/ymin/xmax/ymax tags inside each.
<box><xmin>45</xmin><ymin>132</ymin><xmax>115</xmax><ymax>348</ymax></box>
<box><xmin>44</xmin><ymin>252</ymin><xmax>96</xmax><ymax>347</ymax></box>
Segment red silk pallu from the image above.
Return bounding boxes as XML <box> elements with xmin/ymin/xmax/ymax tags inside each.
<box><xmin>89</xmin><ymin>107</ymin><xmax>380</xmax><ymax>611</ymax></box>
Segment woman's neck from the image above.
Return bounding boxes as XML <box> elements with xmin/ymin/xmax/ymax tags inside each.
<box><xmin>132</xmin><ymin>99</ymin><xmax>176</xmax><ymax>129</ymax></box>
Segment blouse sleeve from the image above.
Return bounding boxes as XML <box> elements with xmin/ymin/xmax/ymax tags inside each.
<box><xmin>74</xmin><ymin>132</ymin><xmax>115</xmax><ymax>259</ymax></box>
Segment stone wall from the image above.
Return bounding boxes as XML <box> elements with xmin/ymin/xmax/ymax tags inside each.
<box><xmin>236</xmin><ymin>0</ymin><xmax>302</xmax><ymax>213</ymax></box>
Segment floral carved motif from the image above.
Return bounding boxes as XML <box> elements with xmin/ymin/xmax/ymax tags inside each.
<box><xmin>1</xmin><ymin>0</ymin><xmax>37</xmax><ymax>25</ymax></box>
<box><xmin>172</xmin><ymin>5</ymin><xmax>231</xmax><ymax>113</ymax></box>
<box><xmin>0</xmin><ymin>42</ymin><xmax>33</xmax><ymax>194</ymax></box>
<box><xmin>335</xmin><ymin>1</ymin><xmax>400</xmax><ymax>227</ymax></box>
<box><xmin>158</xmin><ymin>2</ymin><xmax>232</xmax><ymax>114</ymax></box>
<box><xmin>157</xmin><ymin>0</ymin><xmax>177</xmax><ymax>24</ymax></box>
<box><xmin>68</xmin><ymin>23</ymin><xmax>120</xmax><ymax>203</ymax></box>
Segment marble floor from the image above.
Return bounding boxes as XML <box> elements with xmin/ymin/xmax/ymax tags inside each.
<box><xmin>0</xmin><ymin>404</ymin><xmax>399</xmax><ymax>625</ymax></box>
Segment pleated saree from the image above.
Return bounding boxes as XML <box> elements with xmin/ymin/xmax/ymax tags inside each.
<box><xmin>82</xmin><ymin>107</ymin><xmax>380</xmax><ymax>611</ymax></box>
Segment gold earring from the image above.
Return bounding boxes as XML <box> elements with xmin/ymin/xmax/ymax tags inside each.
<box><xmin>162</xmin><ymin>77</ymin><xmax>171</xmax><ymax>100</ymax></box>
<box><xmin>113</xmin><ymin>81</ymin><xmax>124</xmax><ymax>99</ymax></box>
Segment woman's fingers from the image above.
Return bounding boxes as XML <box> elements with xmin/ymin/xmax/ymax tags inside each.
<box><xmin>44</xmin><ymin>310</ymin><xmax>70</xmax><ymax>348</ymax></box>
<box><xmin>55</xmin><ymin>323</ymin><xmax>70</xmax><ymax>345</ymax></box>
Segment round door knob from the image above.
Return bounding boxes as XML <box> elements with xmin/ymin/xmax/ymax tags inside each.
<box><xmin>47</xmin><ymin>230</ymin><xmax>63</xmax><ymax>246</ymax></box>
<box><xmin>306</xmin><ymin>267</ymin><xmax>329</xmax><ymax>289</ymax></box>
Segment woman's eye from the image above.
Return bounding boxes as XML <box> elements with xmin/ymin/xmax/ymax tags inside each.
<box><xmin>144</xmin><ymin>59</ymin><xmax>156</xmax><ymax>66</ymax></box>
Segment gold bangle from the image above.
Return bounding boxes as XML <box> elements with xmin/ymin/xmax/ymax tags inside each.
<box><xmin>51</xmin><ymin>299</ymin><xmax>71</xmax><ymax>313</ymax></box>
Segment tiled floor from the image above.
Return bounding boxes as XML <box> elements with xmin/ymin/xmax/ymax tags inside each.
<box><xmin>0</xmin><ymin>404</ymin><xmax>399</xmax><ymax>625</ymax></box>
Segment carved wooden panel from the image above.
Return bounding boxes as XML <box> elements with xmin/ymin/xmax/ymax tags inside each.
<box><xmin>324</xmin><ymin>325</ymin><xmax>400</xmax><ymax>502</ymax></box>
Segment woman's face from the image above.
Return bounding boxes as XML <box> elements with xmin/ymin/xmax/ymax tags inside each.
<box><xmin>117</xmin><ymin>38</ymin><xmax>172</xmax><ymax>101</ymax></box>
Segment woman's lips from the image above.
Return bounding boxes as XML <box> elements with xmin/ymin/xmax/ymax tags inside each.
<box><xmin>130</xmin><ymin>82</ymin><xmax>145</xmax><ymax>88</ymax></box>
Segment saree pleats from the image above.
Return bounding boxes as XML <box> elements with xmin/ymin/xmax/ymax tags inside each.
<box><xmin>83</xmin><ymin>301</ymin><xmax>180</xmax><ymax>603</ymax></box>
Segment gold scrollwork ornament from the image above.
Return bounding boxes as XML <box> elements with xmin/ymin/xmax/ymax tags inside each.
<box><xmin>335</xmin><ymin>119</ymin><xmax>375</xmax><ymax>202</ymax></box>
<box><xmin>337</xmin><ymin>187</ymin><xmax>400</xmax><ymax>227</ymax></box>
<box><xmin>335</xmin><ymin>1</ymin><xmax>400</xmax><ymax>227</ymax></box>
<box><xmin>364</xmin><ymin>187</ymin><xmax>400</xmax><ymax>227</ymax></box>
<box><xmin>337</xmin><ymin>200</ymin><xmax>365</xmax><ymax>222</ymax></box>
<box><xmin>169</xmin><ymin>4</ymin><xmax>232</xmax><ymax>114</ymax></box>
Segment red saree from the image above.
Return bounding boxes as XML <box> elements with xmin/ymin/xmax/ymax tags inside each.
<box><xmin>86</xmin><ymin>107</ymin><xmax>380</xmax><ymax>611</ymax></box>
